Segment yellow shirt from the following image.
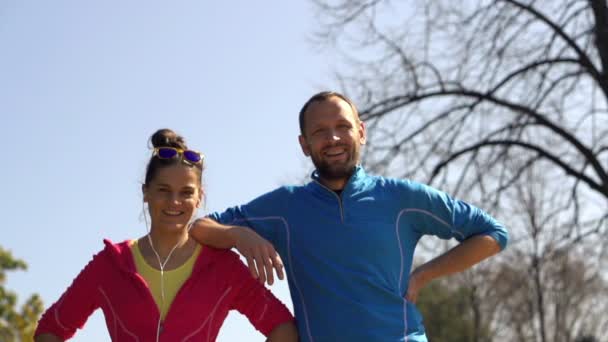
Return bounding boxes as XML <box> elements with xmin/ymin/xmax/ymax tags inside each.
<box><xmin>131</xmin><ymin>240</ymin><xmax>201</xmax><ymax>320</ymax></box>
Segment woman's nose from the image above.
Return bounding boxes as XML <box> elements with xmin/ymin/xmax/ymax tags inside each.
<box><xmin>169</xmin><ymin>193</ymin><xmax>181</xmax><ymax>204</ymax></box>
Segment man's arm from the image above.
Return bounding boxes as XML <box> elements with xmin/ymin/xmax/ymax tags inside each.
<box><xmin>189</xmin><ymin>217</ymin><xmax>241</xmax><ymax>249</ymax></box>
<box><xmin>190</xmin><ymin>218</ymin><xmax>285</xmax><ymax>285</ymax></box>
<box><xmin>406</xmin><ymin>234</ymin><xmax>501</xmax><ymax>303</ymax></box>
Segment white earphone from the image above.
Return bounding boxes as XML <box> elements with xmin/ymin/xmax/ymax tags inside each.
<box><xmin>141</xmin><ymin>200</ymin><xmax>197</xmax><ymax>342</ymax></box>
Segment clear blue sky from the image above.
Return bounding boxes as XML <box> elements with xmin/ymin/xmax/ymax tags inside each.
<box><xmin>1</xmin><ymin>1</ymin><xmax>333</xmax><ymax>340</ymax></box>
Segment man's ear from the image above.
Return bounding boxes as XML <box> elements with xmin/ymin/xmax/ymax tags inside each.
<box><xmin>299</xmin><ymin>135</ymin><xmax>311</xmax><ymax>157</ymax></box>
<box><xmin>358</xmin><ymin>121</ymin><xmax>367</xmax><ymax>145</ymax></box>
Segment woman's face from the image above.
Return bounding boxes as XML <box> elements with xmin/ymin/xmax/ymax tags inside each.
<box><xmin>143</xmin><ymin>164</ymin><xmax>202</xmax><ymax>232</ymax></box>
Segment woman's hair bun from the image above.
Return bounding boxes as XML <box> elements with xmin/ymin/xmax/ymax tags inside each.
<box><xmin>149</xmin><ymin>128</ymin><xmax>187</xmax><ymax>149</ymax></box>
<box><xmin>144</xmin><ymin>128</ymin><xmax>201</xmax><ymax>186</ymax></box>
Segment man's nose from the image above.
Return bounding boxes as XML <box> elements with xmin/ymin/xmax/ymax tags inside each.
<box><xmin>325</xmin><ymin>130</ymin><xmax>341</xmax><ymax>141</ymax></box>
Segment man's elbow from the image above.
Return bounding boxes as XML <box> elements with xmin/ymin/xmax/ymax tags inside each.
<box><xmin>487</xmin><ymin>225</ymin><xmax>509</xmax><ymax>252</ymax></box>
<box><xmin>189</xmin><ymin>217</ymin><xmax>216</xmax><ymax>241</ymax></box>
<box><xmin>486</xmin><ymin>235</ymin><xmax>503</xmax><ymax>255</ymax></box>
<box><xmin>189</xmin><ymin>217</ymin><xmax>238</xmax><ymax>249</ymax></box>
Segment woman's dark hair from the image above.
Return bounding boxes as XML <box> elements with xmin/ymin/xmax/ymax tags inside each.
<box><xmin>144</xmin><ymin>128</ymin><xmax>203</xmax><ymax>186</ymax></box>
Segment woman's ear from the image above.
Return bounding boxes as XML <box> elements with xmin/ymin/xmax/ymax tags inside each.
<box><xmin>196</xmin><ymin>188</ymin><xmax>204</xmax><ymax>208</ymax></box>
<box><xmin>142</xmin><ymin>184</ymin><xmax>149</xmax><ymax>203</ymax></box>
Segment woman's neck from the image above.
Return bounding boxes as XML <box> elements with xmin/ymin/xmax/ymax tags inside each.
<box><xmin>146</xmin><ymin>226</ymin><xmax>191</xmax><ymax>261</ymax></box>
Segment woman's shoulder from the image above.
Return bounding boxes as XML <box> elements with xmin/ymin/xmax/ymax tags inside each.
<box><xmin>87</xmin><ymin>239</ymin><xmax>136</xmax><ymax>270</ymax></box>
<box><xmin>100</xmin><ymin>238</ymin><xmax>135</xmax><ymax>255</ymax></box>
<box><xmin>200</xmin><ymin>246</ymin><xmax>241</xmax><ymax>264</ymax></box>
<box><xmin>199</xmin><ymin>247</ymin><xmax>258</xmax><ymax>287</ymax></box>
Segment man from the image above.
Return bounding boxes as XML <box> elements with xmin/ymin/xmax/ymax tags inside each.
<box><xmin>190</xmin><ymin>91</ymin><xmax>508</xmax><ymax>341</ymax></box>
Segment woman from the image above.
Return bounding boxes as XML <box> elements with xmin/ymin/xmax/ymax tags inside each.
<box><xmin>35</xmin><ymin>129</ymin><xmax>297</xmax><ymax>341</ymax></box>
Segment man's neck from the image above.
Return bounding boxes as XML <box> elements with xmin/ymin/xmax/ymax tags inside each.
<box><xmin>317</xmin><ymin>166</ymin><xmax>357</xmax><ymax>190</ymax></box>
<box><xmin>319</xmin><ymin>177</ymin><xmax>347</xmax><ymax>191</ymax></box>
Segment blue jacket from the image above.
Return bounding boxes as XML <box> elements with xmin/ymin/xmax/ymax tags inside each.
<box><xmin>211</xmin><ymin>166</ymin><xmax>508</xmax><ymax>342</ymax></box>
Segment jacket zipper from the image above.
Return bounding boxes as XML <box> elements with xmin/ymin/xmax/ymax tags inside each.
<box><xmin>125</xmin><ymin>267</ymin><xmax>197</xmax><ymax>340</ymax></box>
<box><xmin>130</xmin><ymin>272</ymin><xmax>162</xmax><ymax>318</ymax></box>
<box><xmin>314</xmin><ymin>180</ymin><xmax>345</xmax><ymax>223</ymax></box>
<box><xmin>129</xmin><ymin>250</ymin><xmax>203</xmax><ymax>338</ymax></box>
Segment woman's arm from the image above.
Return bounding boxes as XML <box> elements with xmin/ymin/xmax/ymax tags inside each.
<box><xmin>34</xmin><ymin>333</ymin><xmax>63</xmax><ymax>342</ymax></box>
<box><xmin>34</xmin><ymin>248</ymin><xmax>104</xmax><ymax>340</ymax></box>
<box><xmin>266</xmin><ymin>321</ymin><xmax>298</xmax><ymax>342</ymax></box>
<box><xmin>224</xmin><ymin>251</ymin><xmax>297</xmax><ymax>340</ymax></box>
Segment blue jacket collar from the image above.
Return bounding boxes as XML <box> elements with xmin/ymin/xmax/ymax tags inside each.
<box><xmin>309</xmin><ymin>165</ymin><xmax>367</xmax><ymax>196</ymax></box>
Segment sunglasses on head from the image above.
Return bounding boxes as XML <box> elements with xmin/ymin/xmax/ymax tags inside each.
<box><xmin>153</xmin><ymin>147</ymin><xmax>204</xmax><ymax>164</ymax></box>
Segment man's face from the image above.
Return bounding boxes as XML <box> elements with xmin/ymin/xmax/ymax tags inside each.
<box><xmin>299</xmin><ymin>96</ymin><xmax>366</xmax><ymax>186</ymax></box>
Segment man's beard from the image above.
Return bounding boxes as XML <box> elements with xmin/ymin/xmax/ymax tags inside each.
<box><xmin>312</xmin><ymin>148</ymin><xmax>359</xmax><ymax>183</ymax></box>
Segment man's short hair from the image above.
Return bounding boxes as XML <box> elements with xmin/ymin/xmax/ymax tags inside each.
<box><xmin>298</xmin><ymin>91</ymin><xmax>359</xmax><ymax>135</ymax></box>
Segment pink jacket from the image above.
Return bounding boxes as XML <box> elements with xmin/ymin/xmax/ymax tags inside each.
<box><xmin>35</xmin><ymin>239</ymin><xmax>294</xmax><ymax>341</ymax></box>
